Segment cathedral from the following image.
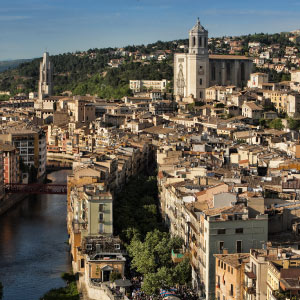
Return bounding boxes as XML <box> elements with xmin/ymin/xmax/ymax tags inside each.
<box><xmin>174</xmin><ymin>19</ymin><xmax>253</xmax><ymax>100</ymax></box>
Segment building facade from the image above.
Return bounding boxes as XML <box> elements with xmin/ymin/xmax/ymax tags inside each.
<box><xmin>0</xmin><ymin>127</ymin><xmax>46</xmax><ymax>179</ymax></box>
<box><xmin>0</xmin><ymin>144</ymin><xmax>20</xmax><ymax>184</ymax></box>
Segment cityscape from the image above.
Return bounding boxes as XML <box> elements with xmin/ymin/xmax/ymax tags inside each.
<box><xmin>1</xmin><ymin>2</ymin><xmax>300</xmax><ymax>300</ymax></box>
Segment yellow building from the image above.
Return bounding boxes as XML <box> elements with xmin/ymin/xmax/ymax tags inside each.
<box><xmin>215</xmin><ymin>253</ymin><xmax>249</xmax><ymax>300</ymax></box>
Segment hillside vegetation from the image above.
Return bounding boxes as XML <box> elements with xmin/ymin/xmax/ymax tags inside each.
<box><xmin>0</xmin><ymin>32</ymin><xmax>298</xmax><ymax>99</ymax></box>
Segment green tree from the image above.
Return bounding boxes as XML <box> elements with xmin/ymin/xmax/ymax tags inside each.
<box><xmin>287</xmin><ymin>118</ymin><xmax>300</xmax><ymax>130</ymax></box>
<box><xmin>269</xmin><ymin>118</ymin><xmax>283</xmax><ymax>130</ymax></box>
<box><xmin>172</xmin><ymin>258</ymin><xmax>192</xmax><ymax>285</ymax></box>
<box><xmin>40</xmin><ymin>273</ymin><xmax>79</xmax><ymax>300</ymax></box>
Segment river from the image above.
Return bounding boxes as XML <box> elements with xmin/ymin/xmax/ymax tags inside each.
<box><xmin>0</xmin><ymin>170</ymin><xmax>72</xmax><ymax>300</ymax></box>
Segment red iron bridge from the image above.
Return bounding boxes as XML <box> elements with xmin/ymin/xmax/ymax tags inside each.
<box><xmin>5</xmin><ymin>183</ymin><xmax>67</xmax><ymax>195</ymax></box>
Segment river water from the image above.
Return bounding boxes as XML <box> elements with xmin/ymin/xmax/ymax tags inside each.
<box><xmin>0</xmin><ymin>170</ymin><xmax>72</xmax><ymax>300</ymax></box>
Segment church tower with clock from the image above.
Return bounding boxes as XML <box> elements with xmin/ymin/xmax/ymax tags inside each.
<box><xmin>174</xmin><ymin>18</ymin><xmax>209</xmax><ymax>101</ymax></box>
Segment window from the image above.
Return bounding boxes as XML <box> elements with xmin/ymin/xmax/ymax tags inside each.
<box><xmin>200</xmin><ymin>78</ymin><xmax>203</xmax><ymax>85</ymax></box>
<box><xmin>99</xmin><ymin>213</ymin><xmax>104</xmax><ymax>221</ymax></box>
<box><xmin>211</xmin><ymin>64</ymin><xmax>216</xmax><ymax>81</ymax></box>
<box><xmin>219</xmin><ymin>241</ymin><xmax>224</xmax><ymax>252</ymax></box>
<box><xmin>192</xmin><ymin>37</ymin><xmax>196</xmax><ymax>47</ymax></box>
<box><xmin>95</xmin><ymin>244</ymin><xmax>102</xmax><ymax>253</ymax></box>
<box><xmin>235</xmin><ymin>228</ymin><xmax>243</xmax><ymax>234</ymax></box>
<box><xmin>226</xmin><ymin>62</ymin><xmax>231</xmax><ymax>81</ymax></box>
<box><xmin>99</xmin><ymin>204</ymin><xmax>104</xmax><ymax>212</ymax></box>
<box><xmin>230</xmin><ymin>284</ymin><xmax>233</xmax><ymax>296</ymax></box>
<box><xmin>199</xmin><ymin>37</ymin><xmax>202</xmax><ymax>47</ymax></box>
<box><xmin>236</xmin><ymin>240</ymin><xmax>242</xmax><ymax>253</ymax></box>
<box><xmin>99</xmin><ymin>223</ymin><xmax>104</xmax><ymax>233</ymax></box>
<box><xmin>80</xmin><ymin>259</ymin><xmax>85</xmax><ymax>268</ymax></box>
<box><xmin>228</xmin><ymin>266</ymin><xmax>230</xmax><ymax>272</ymax></box>
<box><xmin>218</xmin><ymin>229</ymin><xmax>226</xmax><ymax>234</ymax></box>
<box><xmin>224</xmin><ymin>263</ymin><xmax>226</xmax><ymax>270</ymax></box>
<box><xmin>218</xmin><ymin>259</ymin><xmax>220</xmax><ymax>267</ymax></box>
<box><xmin>241</xmin><ymin>62</ymin><xmax>245</xmax><ymax>81</ymax></box>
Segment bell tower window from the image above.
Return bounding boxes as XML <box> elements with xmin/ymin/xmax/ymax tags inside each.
<box><xmin>192</xmin><ymin>37</ymin><xmax>196</xmax><ymax>47</ymax></box>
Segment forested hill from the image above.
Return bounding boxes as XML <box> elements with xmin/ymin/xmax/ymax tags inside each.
<box><xmin>0</xmin><ymin>59</ymin><xmax>32</xmax><ymax>73</ymax></box>
<box><xmin>0</xmin><ymin>31</ymin><xmax>297</xmax><ymax>99</ymax></box>
<box><xmin>0</xmin><ymin>39</ymin><xmax>184</xmax><ymax>99</ymax></box>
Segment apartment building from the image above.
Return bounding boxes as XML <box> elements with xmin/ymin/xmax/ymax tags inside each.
<box><xmin>0</xmin><ymin>143</ymin><xmax>20</xmax><ymax>184</ymax></box>
<box><xmin>215</xmin><ymin>253</ymin><xmax>249</xmax><ymax>300</ymax></box>
<box><xmin>0</xmin><ymin>127</ymin><xmax>46</xmax><ymax>178</ymax></box>
<box><xmin>0</xmin><ymin>151</ymin><xmax>4</xmax><ymax>203</ymax></box>
<box><xmin>159</xmin><ymin>176</ymin><xmax>268</xmax><ymax>300</ymax></box>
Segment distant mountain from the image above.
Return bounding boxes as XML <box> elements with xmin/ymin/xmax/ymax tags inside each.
<box><xmin>0</xmin><ymin>59</ymin><xmax>32</xmax><ymax>73</ymax></box>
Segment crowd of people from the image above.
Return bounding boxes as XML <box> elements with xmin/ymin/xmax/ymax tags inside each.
<box><xmin>128</xmin><ymin>276</ymin><xmax>199</xmax><ymax>300</ymax></box>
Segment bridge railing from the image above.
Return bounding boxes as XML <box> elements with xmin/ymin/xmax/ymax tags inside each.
<box><xmin>5</xmin><ymin>183</ymin><xmax>67</xmax><ymax>195</ymax></box>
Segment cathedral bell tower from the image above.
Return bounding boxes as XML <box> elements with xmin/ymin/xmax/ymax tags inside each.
<box><xmin>174</xmin><ymin>18</ymin><xmax>209</xmax><ymax>101</ymax></box>
<box><xmin>189</xmin><ymin>18</ymin><xmax>208</xmax><ymax>55</ymax></box>
<box><xmin>187</xmin><ymin>18</ymin><xmax>209</xmax><ymax>100</ymax></box>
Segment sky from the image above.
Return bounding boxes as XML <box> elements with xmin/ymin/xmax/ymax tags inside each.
<box><xmin>1</xmin><ymin>0</ymin><xmax>300</xmax><ymax>60</ymax></box>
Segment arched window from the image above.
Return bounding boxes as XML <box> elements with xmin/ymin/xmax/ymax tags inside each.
<box><xmin>192</xmin><ymin>37</ymin><xmax>196</xmax><ymax>47</ymax></box>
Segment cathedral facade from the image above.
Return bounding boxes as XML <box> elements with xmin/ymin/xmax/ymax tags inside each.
<box><xmin>174</xmin><ymin>19</ymin><xmax>253</xmax><ymax>100</ymax></box>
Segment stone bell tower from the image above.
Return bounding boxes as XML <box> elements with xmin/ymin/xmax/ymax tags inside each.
<box><xmin>38</xmin><ymin>52</ymin><xmax>53</xmax><ymax>100</ymax></box>
<box><xmin>174</xmin><ymin>18</ymin><xmax>209</xmax><ymax>101</ymax></box>
<box><xmin>187</xmin><ymin>18</ymin><xmax>209</xmax><ymax>100</ymax></box>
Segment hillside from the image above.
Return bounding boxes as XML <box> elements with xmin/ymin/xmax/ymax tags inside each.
<box><xmin>0</xmin><ymin>40</ymin><xmax>178</xmax><ymax>99</ymax></box>
<box><xmin>0</xmin><ymin>32</ymin><xmax>298</xmax><ymax>99</ymax></box>
<box><xmin>0</xmin><ymin>59</ymin><xmax>32</xmax><ymax>73</ymax></box>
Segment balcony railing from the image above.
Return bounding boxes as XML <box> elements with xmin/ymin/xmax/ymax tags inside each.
<box><xmin>244</xmin><ymin>286</ymin><xmax>256</xmax><ymax>295</ymax></box>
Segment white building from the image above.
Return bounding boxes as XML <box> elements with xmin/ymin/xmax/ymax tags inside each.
<box><xmin>291</xmin><ymin>70</ymin><xmax>300</xmax><ymax>83</ymax></box>
<box><xmin>247</xmin><ymin>73</ymin><xmax>269</xmax><ymax>89</ymax></box>
<box><xmin>129</xmin><ymin>79</ymin><xmax>168</xmax><ymax>93</ymax></box>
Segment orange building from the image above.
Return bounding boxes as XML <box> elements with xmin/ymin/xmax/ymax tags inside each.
<box><xmin>215</xmin><ymin>253</ymin><xmax>249</xmax><ymax>300</ymax></box>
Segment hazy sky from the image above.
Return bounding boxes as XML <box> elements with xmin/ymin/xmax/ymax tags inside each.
<box><xmin>1</xmin><ymin>0</ymin><xmax>300</xmax><ymax>60</ymax></box>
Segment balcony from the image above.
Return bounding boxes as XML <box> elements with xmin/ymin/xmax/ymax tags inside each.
<box><xmin>171</xmin><ymin>249</ymin><xmax>190</xmax><ymax>263</ymax></box>
<box><xmin>244</xmin><ymin>286</ymin><xmax>256</xmax><ymax>295</ymax></box>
